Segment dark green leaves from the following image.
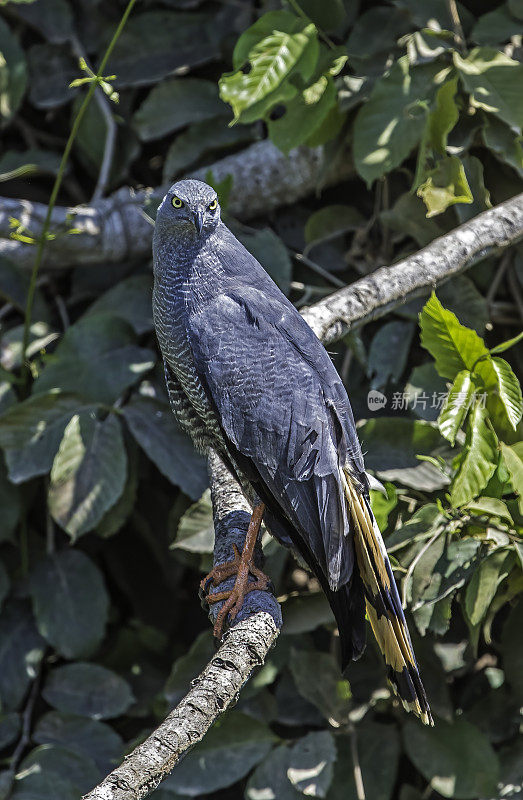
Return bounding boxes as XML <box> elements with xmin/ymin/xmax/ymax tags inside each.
<box><xmin>122</xmin><ymin>396</ymin><xmax>208</xmax><ymax>500</ymax></box>
<box><xmin>134</xmin><ymin>78</ymin><xmax>224</xmax><ymax>141</ymax></box>
<box><xmin>220</xmin><ymin>11</ymin><xmax>319</xmax><ymax>124</ymax></box>
<box><xmin>43</xmin><ymin>663</ymin><xmax>134</xmax><ymax>719</ymax></box>
<box><xmin>403</xmin><ymin>717</ymin><xmax>499</xmax><ymax>798</ymax></box>
<box><xmin>454</xmin><ymin>48</ymin><xmax>523</xmax><ymax>131</ymax></box>
<box><xmin>30</xmin><ymin>550</ymin><xmax>109</xmax><ymax>658</ymax></box>
<box><xmin>353</xmin><ymin>58</ymin><xmax>440</xmax><ymax>186</ymax></box>
<box><xmin>162</xmin><ymin>712</ymin><xmax>276</xmax><ymax>795</ymax></box>
<box><xmin>0</xmin><ymin>17</ymin><xmax>27</xmax><ymax>125</ymax></box>
<box><xmin>49</xmin><ymin>411</ymin><xmax>127</xmax><ymax>539</ymax></box>
<box><xmin>0</xmin><ymin>601</ymin><xmax>45</xmax><ymax>710</ymax></box>
<box><xmin>289</xmin><ymin>649</ymin><xmax>351</xmax><ymax>724</ymax></box>
<box><xmin>33</xmin><ymin>314</ymin><xmax>154</xmax><ymax>405</ymax></box>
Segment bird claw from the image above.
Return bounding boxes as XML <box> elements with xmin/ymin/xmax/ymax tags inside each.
<box><xmin>200</xmin><ymin>544</ymin><xmax>270</xmax><ymax>639</ymax></box>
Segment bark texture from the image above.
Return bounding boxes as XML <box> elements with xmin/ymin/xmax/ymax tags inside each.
<box><xmin>0</xmin><ymin>140</ymin><xmax>352</xmax><ymax>270</ymax></box>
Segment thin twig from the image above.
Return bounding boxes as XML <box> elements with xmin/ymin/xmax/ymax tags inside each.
<box><xmin>6</xmin><ymin>665</ymin><xmax>43</xmax><ymax>790</ymax></box>
<box><xmin>446</xmin><ymin>0</ymin><xmax>466</xmax><ymax>54</ymax></box>
<box><xmin>71</xmin><ymin>36</ymin><xmax>118</xmax><ymax>202</ymax></box>
<box><xmin>507</xmin><ymin>265</ymin><xmax>523</xmax><ymax>321</ymax></box>
<box><xmin>486</xmin><ymin>253</ymin><xmax>511</xmax><ymax>307</ymax></box>
<box><xmin>19</xmin><ymin>0</ymin><xmax>138</xmax><ymax>394</ymax></box>
<box><xmin>402</xmin><ymin>529</ymin><xmax>444</xmax><ymax>610</ymax></box>
<box><xmin>348</xmin><ymin>724</ymin><xmax>366</xmax><ymax>800</ymax></box>
<box><xmin>294</xmin><ymin>252</ymin><xmax>346</xmax><ymax>288</ymax></box>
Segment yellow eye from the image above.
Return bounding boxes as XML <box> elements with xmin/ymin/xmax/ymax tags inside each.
<box><xmin>208</xmin><ymin>198</ymin><xmax>218</xmax><ymax>211</ymax></box>
<box><xmin>172</xmin><ymin>196</ymin><xmax>183</xmax><ymax>209</ymax></box>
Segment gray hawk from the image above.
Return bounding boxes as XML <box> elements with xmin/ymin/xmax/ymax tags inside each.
<box><xmin>152</xmin><ymin>178</ymin><xmax>432</xmax><ymax>725</ymax></box>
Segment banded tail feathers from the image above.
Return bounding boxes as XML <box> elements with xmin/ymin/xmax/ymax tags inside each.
<box><xmin>342</xmin><ymin>469</ymin><xmax>433</xmax><ymax>726</ymax></box>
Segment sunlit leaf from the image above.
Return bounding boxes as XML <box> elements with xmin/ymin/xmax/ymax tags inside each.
<box><xmin>450</xmin><ymin>401</ymin><xmax>498</xmax><ymax>507</ymax></box>
<box><xmin>438</xmin><ymin>370</ymin><xmax>474</xmax><ymax>445</ymax></box>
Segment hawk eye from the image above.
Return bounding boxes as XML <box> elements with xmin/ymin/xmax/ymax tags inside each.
<box><xmin>208</xmin><ymin>198</ymin><xmax>218</xmax><ymax>211</ymax></box>
<box><xmin>172</xmin><ymin>196</ymin><xmax>183</xmax><ymax>209</ymax></box>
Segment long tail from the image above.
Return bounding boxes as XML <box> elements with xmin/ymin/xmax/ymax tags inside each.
<box><xmin>342</xmin><ymin>469</ymin><xmax>433</xmax><ymax>726</ymax></box>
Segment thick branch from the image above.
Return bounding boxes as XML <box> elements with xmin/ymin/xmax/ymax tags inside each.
<box><xmin>85</xmin><ymin>192</ymin><xmax>523</xmax><ymax>800</ymax></box>
<box><xmin>0</xmin><ymin>140</ymin><xmax>352</xmax><ymax>270</ymax></box>
<box><xmin>302</xmin><ymin>192</ymin><xmax>523</xmax><ymax>343</ymax></box>
<box><xmin>82</xmin><ymin>454</ymin><xmax>279</xmax><ymax>800</ymax></box>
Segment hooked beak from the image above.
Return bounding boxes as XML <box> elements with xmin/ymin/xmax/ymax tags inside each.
<box><xmin>194</xmin><ymin>209</ymin><xmax>204</xmax><ymax>234</ymax></box>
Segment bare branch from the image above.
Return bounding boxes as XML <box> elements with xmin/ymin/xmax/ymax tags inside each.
<box><xmin>0</xmin><ymin>141</ymin><xmax>353</xmax><ymax>270</ymax></box>
<box><xmin>301</xmin><ymin>192</ymin><xmax>523</xmax><ymax>343</ymax></box>
<box><xmin>82</xmin><ymin>611</ymin><xmax>279</xmax><ymax>800</ymax></box>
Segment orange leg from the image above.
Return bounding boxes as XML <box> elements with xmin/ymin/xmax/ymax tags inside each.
<box><xmin>200</xmin><ymin>503</ymin><xmax>269</xmax><ymax>639</ymax></box>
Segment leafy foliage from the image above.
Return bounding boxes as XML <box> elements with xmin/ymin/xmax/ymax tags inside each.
<box><xmin>0</xmin><ymin>1</ymin><xmax>522</xmax><ymax>799</ymax></box>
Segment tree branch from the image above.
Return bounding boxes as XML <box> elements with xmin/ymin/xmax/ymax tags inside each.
<box><xmin>0</xmin><ymin>140</ymin><xmax>352</xmax><ymax>270</ymax></box>
<box><xmin>84</xmin><ymin>191</ymin><xmax>522</xmax><ymax>799</ymax></box>
<box><xmin>301</xmin><ymin>192</ymin><xmax>523</xmax><ymax>343</ymax></box>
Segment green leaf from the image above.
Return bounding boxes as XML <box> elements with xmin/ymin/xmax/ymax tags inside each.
<box><xmin>464</xmin><ymin>549</ymin><xmax>513</xmax><ymax>626</ymax></box>
<box><xmin>33</xmin><ymin>314</ymin><xmax>155</xmax><ymax>405</ymax></box>
<box><xmin>49</xmin><ymin>412</ymin><xmax>127</xmax><ymax>539</ymax></box>
<box><xmin>164</xmin><ymin>630</ymin><xmax>215</xmax><ymax>706</ymax></box>
<box><xmin>489</xmin><ymin>330</ymin><xmax>523</xmax><ymax>355</ymax></box>
<box><xmin>417</xmin><ymin>155</ymin><xmax>473</xmax><ymax>217</ymax></box>
<box><xmin>122</xmin><ymin>396</ymin><xmax>208</xmax><ymax>501</ymax></box>
<box><xmin>482</xmin><ymin>115</ymin><xmax>523</xmax><ymax>179</ymax></box>
<box><xmin>346</xmin><ymin>7</ymin><xmax>411</xmax><ymax>63</ymax></box>
<box><xmin>27</xmin><ymin>43</ymin><xmax>77</xmax><ymax>109</ymax></box>
<box><xmin>0</xmin><ymin>392</ymin><xmax>97</xmax><ymax>484</ymax></box>
<box><xmin>287</xmin><ymin>731</ymin><xmax>337</xmax><ymax>798</ymax></box>
<box><xmin>427</xmin><ymin>76</ymin><xmax>459</xmax><ymax>155</ymax></box>
<box><xmin>465</xmin><ymin>496</ymin><xmax>514</xmax><ymax>523</ymax></box>
<box><xmin>353</xmin><ymin>58</ymin><xmax>441</xmax><ymax>186</ymax></box>
<box><xmin>33</xmin><ymin>712</ymin><xmax>123</xmax><ymax>777</ymax></box>
<box><xmin>0</xmin><ymin>148</ymin><xmax>61</xmax><ymax>181</ymax></box>
<box><xmin>408</xmin><ymin>536</ymin><xmax>481</xmax><ymax>614</ymax></box>
<box><xmin>30</xmin><ymin>550</ymin><xmax>109</xmax><ymax>658</ymax></box>
<box><xmin>367</xmin><ymin>320</ymin><xmax>414</xmax><ymax>389</ymax></box>
<box><xmin>19</xmin><ymin>745</ymin><xmax>100</xmax><ymax>795</ymax></box>
<box><xmin>162</xmin><ymin>712</ymin><xmax>276</xmax><ymax>795</ymax></box>
<box><xmin>381</xmin><ymin>191</ymin><xmax>444</xmax><ymax>247</ymax></box>
<box><xmin>403</xmin><ymin>717</ymin><xmax>499</xmax><ymax>798</ymax></box>
<box><xmin>289</xmin><ymin>649</ymin><xmax>351</xmax><ymax>724</ymax></box>
<box><xmin>360</xmin><ymin>417</ymin><xmax>452</xmax><ymax>491</ymax></box>
<box><xmin>268</xmin><ymin>73</ymin><xmax>336</xmax><ymax>155</ymax></box>
<box><xmin>438</xmin><ymin>370</ymin><xmax>474</xmax><ymax>445</ymax></box>
<box><xmin>0</xmin><ymin>601</ymin><xmax>45</xmax><ymax>710</ymax></box>
<box><xmin>471</xmin><ymin>7</ymin><xmax>523</xmax><ymax>46</ymax></box>
<box><xmin>281</xmin><ymin>591</ymin><xmax>334</xmax><ymax>635</ymax></box>
<box><xmin>304</xmin><ymin>205</ymin><xmax>364</xmax><ymax>245</ymax></box>
<box><xmin>450</xmin><ymin>401</ymin><xmax>498</xmax><ymax>507</ymax></box>
<box><xmin>84</xmin><ymin>275</ymin><xmax>153</xmax><ymax>336</ymax></box>
<box><xmin>370</xmin><ymin>482</ymin><xmax>398</xmax><ymax>531</ymax></box>
<box><xmin>11</xmin><ymin>771</ymin><xmax>78</xmax><ymax>800</ymax></box>
<box><xmin>43</xmin><ymin>663</ymin><xmax>134</xmax><ymax>719</ymax></box>
<box><xmin>133</xmin><ymin>78</ymin><xmax>225</xmax><ymax>141</ymax></box>
<box><xmin>163</xmin><ymin>118</ymin><xmax>254</xmax><ymax>182</ymax></box>
<box><xmin>0</xmin><ymin>17</ymin><xmax>27</xmax><ymax>124</ymax></box>
<box><xmin>235</xmin><ymin>227</ymin><xmax>292</xmax><ymax>294</ymax></box>
<box><xmin>0</xmin><ymin>712</ymin><xmax>20</xmax><ymax>750</ymax></box>
<box><xmin>419</xmin><ymin>293</ymin><xmax>489</xmax><ymax>380</ymax></box>
<box><xmin>173</xmin><ymin>489</ymin><xmax>214</xmax><ymax>553</ymax></box>
<box><xmin>501</xmin><ymin>599</ymin><xmax>523</xmax><ymax>703</ymax></box>
<box><xmin>0</xmin><ymin>457</ymin><xmax>20</xmax><ymax>542</ymax></box>
<box><xmin>328</xmin><ymin>723</ymin><xmax>400</xmax><ymax>800</ymax></box>
<box><xmin>219</xmin><ymin>11</ymin><xmax>319</xmax><ymax>123</ymax></box>
<box><xmin>500</xmin><ymin>442</ymin><xmax>523</xmax><ymax>514</ymax></box>
<box><xmin>490</xmin><ymin>357</ymin><xmax>523</xmax><ymax>430</ymax></box>
<box><xmin>246</xmin><ymin>745</ymin><xmax>303</xmax><ymax>800</ymax></box>
<box><xmin>106</xmin><ymin>11</ymin><xmax>219</xmax><ymax>88</ymax></box>
<box><xmin>454</xmin><ymin>47</ymin><xmax>523</xmax><ymax>131</ymax></box>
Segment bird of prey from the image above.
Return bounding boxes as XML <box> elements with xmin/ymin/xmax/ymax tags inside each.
<box><xmin>153</xmin><ymin>179</ymin><xmax>433</xmax><ymax>725</ymax></box>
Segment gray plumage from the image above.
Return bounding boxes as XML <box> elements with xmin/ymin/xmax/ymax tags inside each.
<box><xmin>152</xmin><ymin>179</ymin><xmax>432</xmax><ymax>724</ymax></box>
